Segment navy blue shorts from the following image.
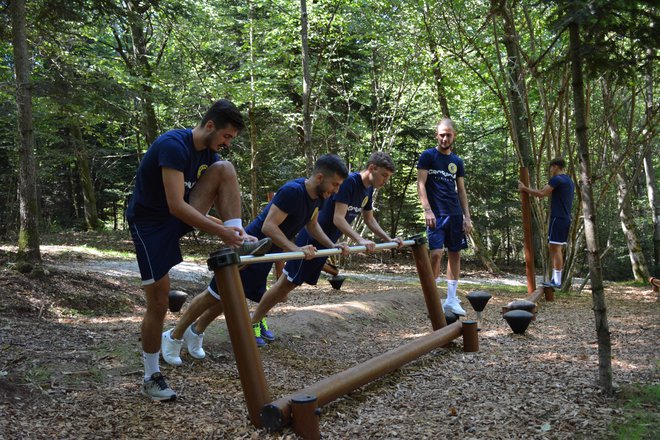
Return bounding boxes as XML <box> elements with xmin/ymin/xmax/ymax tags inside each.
<box><xmin>208</xmin><ymin>261</ymin><xmax>273</xmax><ymax>303</ymax></box>
<box><xmin>129</xmin><ymin>217</ymin><xmax>193</xmax><ymax>285</ymax></box>
<box><xmin>283</xmin><ymin>255</ymin><xmax>328</xmax><ymax>287</ymax></box>
<box><xmin>426</xmin><ymin>214</ymin><xmax>468</xmax><ymax>252</ymax></box>
<box><xmin>548</xmin><ymin>217</ymin><xmax>570</xmax><ymax>245</ymax></box>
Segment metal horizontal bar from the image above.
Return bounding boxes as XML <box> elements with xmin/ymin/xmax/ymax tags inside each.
<box><xmin>239</xmin><ymin>239</ymin><xmax>416</xmax><ymax>266</ymax></box>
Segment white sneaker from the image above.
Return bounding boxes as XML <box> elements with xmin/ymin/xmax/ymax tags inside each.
<box><xmin>443</xmin><ymin>298</ymin><xmax>467</xmax><ymax>316</ymax></box>
<box><xmin>161</xmin><ymin>329</ymin><xmax>183</xmax><ymax>366</ymax></box>
<box><xmin>183</xmin><ymin>324</ymin><xmax>206</xmax><ymax>359</ymax></box>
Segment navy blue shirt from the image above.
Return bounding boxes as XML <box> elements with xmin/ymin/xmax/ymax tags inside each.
<box><xmin>126</xmin><ymin>129</ymin><xmax>220</xmax><ymax>222</ymax></box>
<box><xmin>417</xmin><ymin>148</ymin><xmax>465</xmax><ymax>216</ymax></box>
<box><xmin>246</xmin><ymin>178</ymin><xmax>324</xmax><ymax>252</ymax></box>
<box><xmin>548</xmin><ymin>174</ymin><xmax>574</xmax><ymax>219</ymax></box>
<box><xmin>297</xmin><ymin>172</ymin><xmax>373</xmax><ymax>246</ymax></box>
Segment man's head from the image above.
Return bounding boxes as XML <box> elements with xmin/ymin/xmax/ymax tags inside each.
<box><xmin>311</xmin><ymin>154</ymin><xmax>349</xmax><ymax>199</ymax></box>
<box><xmin>548</xmin><ymin>157</ymin><xmax>566</xmax><ymax>176</ymax></box>
<box><xmin>435</xmin><ymin>118</ymin><xmax>456</xmax><ymax>152</ymax></box>
<box><xmin>366</xmin><ymin>151</ymin><xmax>395</xmax><ymax>189</ymax></box>
<box><xmin>199</xmin><ymin>99</ymin><xmax>245</xmax><ymax>151</ymax></box>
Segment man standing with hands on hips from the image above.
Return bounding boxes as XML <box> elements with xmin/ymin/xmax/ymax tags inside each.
<box><xmin>417</xmin><ymin>118</ymin><xmax>473</xmax><ymax>316</ymax></box>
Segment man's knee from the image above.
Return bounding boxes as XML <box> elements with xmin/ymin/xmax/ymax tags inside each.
<box><xmin>207</xmin><ymin>160</ymin><xmax>237</xmax><ymax>181</ymax></box>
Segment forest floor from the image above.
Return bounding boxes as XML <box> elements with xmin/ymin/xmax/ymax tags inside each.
<box><xmin>0</xmin><ymin>232</ymin><xmax>658</xmax><ymax>440</ymax></box>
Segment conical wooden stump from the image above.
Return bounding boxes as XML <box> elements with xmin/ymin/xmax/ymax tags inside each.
<box><xmin>168</xmin><ymin>290</ymin><xmax>188</xmax><ymax>313</ymax></box>
<box><xmin>444</xmin><ymin>310</ymin><xmax>459</xmax><ymax>325</ymax></box>
<box><xmin>466</xmin><ymin>291</ymin><xmax>492</xmax><ymax>312</ymax></box>
<box><xmin>328</xmin><ymin>275</ymin><xmax>346</xmax><ymax>290</ymax></box>
<box><xmin>503</xmin><ymin>299</ymin><xmax>537</xmax><ymax>315</ymax></box>
<box><xmin>503</xmin><ymin>310</ymin><xmax>534</xmax><ymax>334</ymax></box>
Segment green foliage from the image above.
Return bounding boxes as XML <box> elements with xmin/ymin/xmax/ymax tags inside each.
<box><xmin>2</xmin><ymin>0</ymin><xmax>656</xmax><ymax>279</ymax></box>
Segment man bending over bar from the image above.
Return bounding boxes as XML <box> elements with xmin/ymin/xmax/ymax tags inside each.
<box><xmin>161</xmin><ymin>154</ymin><xmax>349</xmax><ymax>364</ymax></box>
<box><xmin>126</xmin><ymin>99</ymin><xmax>269</xmax><ymax>401</ymax></box>
<box><xmin>250</xmin><ymin>151</ymin><xmax>404</xmax><ymax>346</ymax></box>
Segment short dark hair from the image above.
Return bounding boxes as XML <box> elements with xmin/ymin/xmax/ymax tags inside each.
<box><xmin>367</xmin><ymin>151</ymin><xmax>396</xmax><ymax>173</ymax></box>
<box><xmin>200</xmin><ymin>99</ymin><xmax>245</xmax><ymax>132</ymax></box>
<box><xmin>549</xmin><ymin>157</ymin><xmax>566</xmax><ymax>169</ymax></box>
<box><xmin>313</xmin><ymin>154</ymin><xmax>349</xmax><ymax>179</ymax></box>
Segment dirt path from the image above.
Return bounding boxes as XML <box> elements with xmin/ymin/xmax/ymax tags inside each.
<box><xmin>0</xmin><ymin>247</ymin><xmax>658</xmax><ymax>439</ymax></box>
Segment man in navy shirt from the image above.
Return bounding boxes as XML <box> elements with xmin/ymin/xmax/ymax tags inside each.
<box><xmin>417</xmin><ymin>118</ymin><xmax>473</xmax><ymax>316</ymax></box>
<box><xmin>519</xmin><ymin>157</ymin><xmax>575</xmax><ymax>289</ymax></box>
<box><xmin>247</xmin><ymin>151</ymin><xmax>403</xmax><ymax>346</ymax></box>
<box><xmin>161</xmin><ymin>154</ymin><xmax>349</xmax><ymax>361</ymax></box>
<box><xmin>126</xmin><ymin>99</ymin><xmax>268</xmax><ymax>402</ymax></box>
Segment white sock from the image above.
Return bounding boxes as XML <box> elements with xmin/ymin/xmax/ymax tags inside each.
<box><xmin>446</xmin><ymin>280</ymin><xmax>458</xmax><ymax>300</ymax></box>
<box><xmin>143</xmin><ymin>351</ymin><xmax>160</xmax><ymax>381</ymax></box>
<box><xmin>435</xmin><ymin>277</ymin><xmax>442</xmax><ymax>284</ymax></box>
<box><xmin>553</xmin><ymin>269</ymin><xmax>562</xmax><ymax>285</ymax></box>
<box><xmin>224</xmin><ymin>218</ymin><xmax>244</xmax><ymax>236</ymax></box>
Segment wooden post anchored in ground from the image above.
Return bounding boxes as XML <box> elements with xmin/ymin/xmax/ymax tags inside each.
<box><xmin>520</xmin><ymin>167</ymin><xmax>536</xmax><ymax>293</ymax></box>
<box><xmin>210</xmin><ymin>237</ymin><xmax>478</xmax><ymax>437</ymax></box>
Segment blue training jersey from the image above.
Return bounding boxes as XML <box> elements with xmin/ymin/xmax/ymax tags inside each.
<box><xmin>126</xmin><ymin>129</ymin><xmax>220</xmax><ymax>222</ymax></box>
<box><xmin>246</xmin><ymin>178</ymin><xmax>324</xmax><ymax>252</ymax></box>
<box><xmin>548</xmin><ymin>174</ymin><xmax>574</xmax><ymax>219</ymax></box>
<box><xmin>297</xmin><ymin>172</ymin><xmax>373</xmax><ymax>246</ymax></box>
<box><xmin>417</xmin><ymin>148</ymin><xmax>465</xmax><ymax>216</ymax></box>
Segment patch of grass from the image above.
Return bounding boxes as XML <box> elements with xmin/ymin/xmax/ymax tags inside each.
<box><xmin>611</xmin><ymin>279</ymin><xmax>651</xmax><ymax>288</ymax></box>
<box><xmin>609</xmin><ymin>384</ymin><xmax>660</xmax><ymax>440</ymax></box>
<box><xmin>459</xmin><ymin>283</ymin><xmax>528</xmax><ymax>295</ymax></box>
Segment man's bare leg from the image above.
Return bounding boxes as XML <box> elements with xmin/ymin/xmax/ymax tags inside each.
<box><xmin>430</xmin><ymin>248</ymin><xmax>445</xmax><ymax>281</ymax></box>
<box><xmin>143</xmin><ymin>276</ymin><xmax>171</xmax><ymax>354</ymax></box>
<box><xmin>251</xmin><ymin>275</ymin><xmax>298</xmax><ymax>324</ymax></box>
<box><xmin>170</xmin><ymin>290</ymin><xmax>221</xmax><ymax>339</ymax></box>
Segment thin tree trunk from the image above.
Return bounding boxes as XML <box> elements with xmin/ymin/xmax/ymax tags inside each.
<box><xmin>421</xmin><ymin>0</ymin><xmax>450</xmax><ymax>118</ymax></box>
<box><xmin>126</xmin><ymin>0</ymin><xmax>159</xmax><ymax>146</ymax></box>
<box><xmin>602</xmin><ymin>79</ymin><xmax>649</xmax><ymax>281</ymax></box>
<box><xmin>70</xmin><ymin>123</ymin><xmax>99</xmax><ymax>230</ymax></box>
<box><xmin>643</xmin><ymin>49</ymin><xmax>659</xmax><ymax>275</ymax></box>
<box><xmin>10</xmin><ymin>0</ymin><xmax>41</xmax><ymax>268</ymax></box>
<box><xmin>300</xmin><ymin>0</ymin><xmax>314</xmax><ymax>174</ymax></box>
<box><xmin>569</xmin><ymin>19</ymin><xmax>612</xmax><ymax>395</ymax></box>
<box><xmin>248</xmin><ymin>0</ymin><xmax>259</xmax><ymax>219</ymax></box>
<box><xmin>494</xmin><ymin>0</ymin><xmax>533</xmax><ymax>170</ymax></box>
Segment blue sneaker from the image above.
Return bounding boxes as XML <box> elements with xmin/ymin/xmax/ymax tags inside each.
<box><xmin>260</xmin><ymin>317</ymin><xmax>276</xmax><ymax>342</ymax></box>
<box><xmin>252</xmin><ymin>322</ymin><xmax>266</xmax><ymax>347</ymax></box>
<box><xmin>541</xmin><ymin>281</ymin><xmax>561</xmax><ymax>289</ymax></box>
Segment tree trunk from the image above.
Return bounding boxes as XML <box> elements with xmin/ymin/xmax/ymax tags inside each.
<box><xmin>492</xmin><ymin>0</ymin><xmax>541</xmax><ymax>274</ymax></box>
<box><xmin>495</xmin><ymin>0</ymin><xmax>533</xmax><ymax>170</ymax></box>
<box><xmin>468</xmin><ymin>227</ymin><xmax>501</xmax><ymax>274</ymax></box>
<box><xmin>300</xmin><ymin>0</ymin><xmax>314</xmax><ymax>174</ymax></box>
<box><xmin>602</xmin><ymin>79</ymin><xmax>649</xmax><ymax>281</ymax></box>
<box><xmin>569</xmin><ymin>19</ymin><xmax>612</xmax><ymax>395</ymax></box>
<box><xmin>248</xmin><ymin>1</ymin><xmax>259</xmax><ymax>219</ymax></box>
<box><xmin>126</xmin><ymin>0</ymin><xmax>159</xmax><ymax>146</ymax></box>
<box><xmin>422</xmin><ymin>0</ymin><xmax>450</xmax><ymax>118</ymax></box>
<box><xmin>70</xmin><ymin>123</ymin><xmax>100</xmax><ymax>230</ymax></box>
<box><xmin>10</xmin><ymin>0</ymin><xmax>41</xmax><ymax>267</ymax></box>
<box><xmin>643</xmin><ymin>49</ymin><xmax>659</xmax><ymax>275</ymax></box>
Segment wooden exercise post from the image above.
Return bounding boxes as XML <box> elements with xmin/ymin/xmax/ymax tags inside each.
<box><xmin>209</xmin><ymin>235</ymin><xmax>479</xmax><ymax>437</ymax></box>
<box><xmin>206</xmin><ymin>249</ymin><xmax>271</xmax><ymax>427</ymax></box>
<box><xmin>520</xmin><ymin>167</ymin><xmax>536</xmax><ymax>293</ymax></box>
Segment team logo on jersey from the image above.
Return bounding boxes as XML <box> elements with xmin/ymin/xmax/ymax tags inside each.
<box><xmin>311</xmin><ymin>207</ymin><xmax>319</xmax><ymax>222</ymax></box>
<box><xmin>197</xmin><ymin>164</ymin><xmax>209</xmax><ymax>178</ymax></box>
<box><xmin>448</xmin><ymin>163</ymin><xmax>457</xmax><ymax>174</ymax></box>
<box><xmin>361</xmin><ymin>196</ymin><xmax>369</xmax><ymax>208</ymax></box>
